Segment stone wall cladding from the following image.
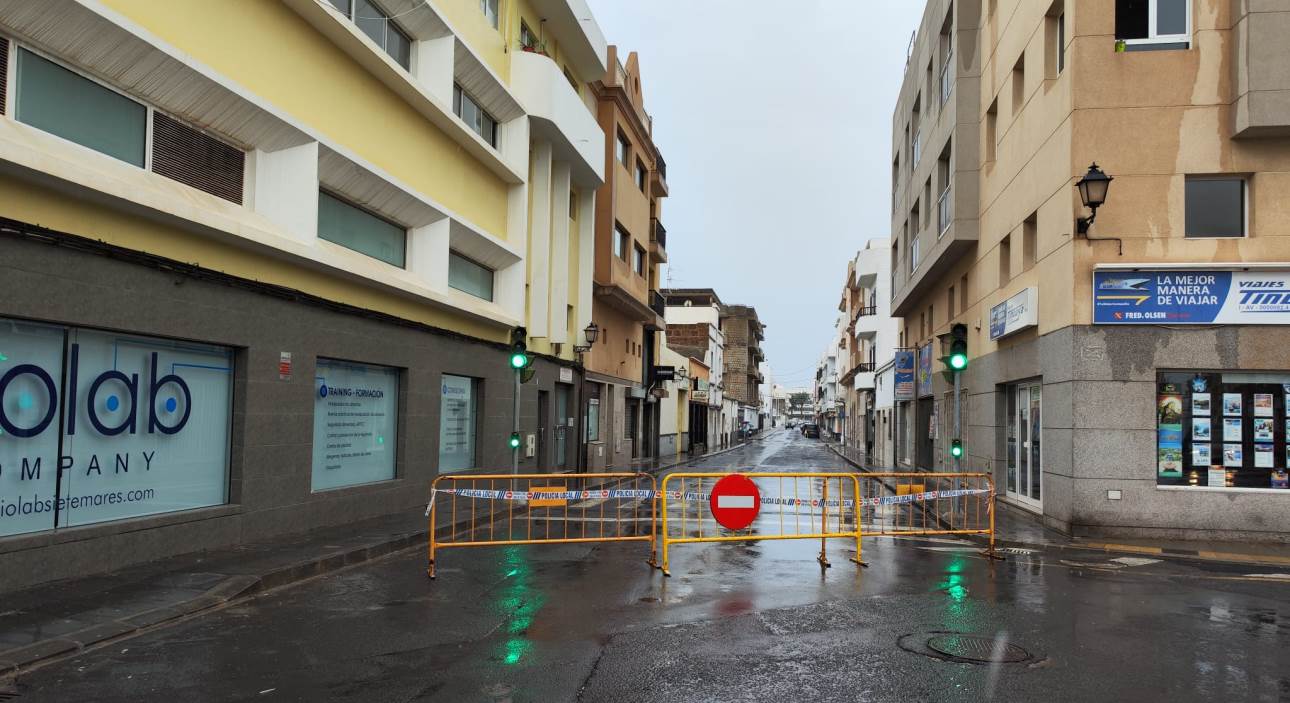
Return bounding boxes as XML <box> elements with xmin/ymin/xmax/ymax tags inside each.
<box><xmin>0</xmin><ymin>232</ymin><xmax>582</xmax><ymax>590</ymax></box>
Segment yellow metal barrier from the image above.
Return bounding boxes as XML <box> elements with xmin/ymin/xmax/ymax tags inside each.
<box><xmin>427</xmin><ymin>472</ymin><xmax>657</xmax><ymax>579</ymax></box>
<box><xmin>659</xmin><ymin>471</ymin><xmax>863</xmax><ymax>576</ymax></box>
<box><xmin>857</xmin><ymin>472</ymin><xmax>999</xmax><ymax>560</ymax></box>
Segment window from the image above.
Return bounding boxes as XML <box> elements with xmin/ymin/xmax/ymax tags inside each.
<box><xmin>617</xmin><ymin>131</ymin><xmax>631</xmax><ymax>165</ymax></box>
<box><xmin>480</xmin><ymin>0</ymin><xmax>499</xmax><ymax>29</ymax></box>
<box><xmin>999</xmin><ymin>234</ymin><xmax>1012</xmax><ymax>284</ymax></box>
<box><xmin>960</xmin><ymin>274</ymin><xmax>970</xmax><ymax>314</ymax></box>
<box><xmin>453</xmin><ymin>84</ymin><xmax>498</xmax><ymax>147</ymax></box>
<box><xmin>439</xmin><ymin>375</ymin><xmax>479</xmax><ymax>472</ymax></box>
<box><xmin>633</xmin><ymin>245</ymin><xmax>645</xmax><ymax>275</ymax></box>
<box><xmin>1011</xmin><ymin>54</ymin><xmax>1025</xmax><ymax>116</ymax></box>
<box><xmin>15</xmin><ymin>48</ymin><xmax>146</xmax><ymax>167</ymax></box>
<box><xmin>947</xmin><ymin>286</ymin><xmax>955</xmax><ymax>320</ymax></box>
<box><xmin>1185</xmin><ymin>177</ymin><xmax>1245</xmax><ymax>238</ymax></box>
<box><xmin>329</xmin><ymin>0</ymin><xmax>412</xmax><ymax>69</ymax></box>
<box><xmin>1045</xmin><ymin>2</ymin><xmax>1066</xmax><ymax>78</ymax></box>
<box><xmin>448</xmin><ymin>252</ymin><xmax>494</xmax><ymax>301</ymax></box>
<box><xmin>614</xmin><ymin>224</ymin><xmax>629</xmax><ymax>260</ymax></box>
<box><xmin>1023</xmin><ymin>213</ymin><xmax>1037</xmax><ymax>269</ymax></box>
<box><xmin>985</xmin><ymin>98</ymin><xmax>998</xmax><ymax>162</ymax></box>
<box><xmin>318</xmin><ymin>191</ymin><xmax>407</xmax><ymax>267</ymax></box>
<box><xmin>1156</xmin><ymin>371</ymin><xmax>1290</xmax><ymax>489</ymax></box>
<box><xmin>312</xmin><ymin>359</ymin><xmax>400</xmax><ymax>491</ymax></box>
<box><xmin>909</xmin><ymin>234</ymin><xmax>921</xmax><ymax>273</ymax></box>
<box><xmin>0</xmin><ymin>319</ymin><xmax>233</xmax><ymax>537</ymax></box>
<box><xmin>569</xmin><ymin>190</ymin><xmax>579</xmax><ymax>219</ymax></box>
<box><xmin>563</xmin><ymin>67</ymin><xmax>578</xmax><ymax>91</ymax></box>
<box><xmin>520</xmin><ymin>22</ymin><xmax>537</xmax><ymax>50</ymax></box>
<box><xmin>1116</xmin><ymin>0</ymin><xmax>1189</xmax><ymax>48</ymax></box>
<box><xmin>636</xmin><ymin>161</ymin><xmax>647</xmax><ymax>192</ymax></box>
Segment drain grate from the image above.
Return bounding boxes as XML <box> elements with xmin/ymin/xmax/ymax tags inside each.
<box><xmin>926</xmin><ymin>634</ymin><xmax>1030</xmax><ymax>663</ymax></box>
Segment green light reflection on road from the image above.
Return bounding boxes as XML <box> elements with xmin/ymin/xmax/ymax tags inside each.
<box><xmin>494</xmin><ymin>546</ymin><xmax>545</xmax><ymax>666</ymax></box>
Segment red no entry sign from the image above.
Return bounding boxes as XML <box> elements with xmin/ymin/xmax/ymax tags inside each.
<box><xmin>709</xmin><ymin>473</ymin><xmax>760</xmax><ymax>530</ymax></box>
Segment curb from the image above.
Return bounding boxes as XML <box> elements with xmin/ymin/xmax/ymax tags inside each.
<box><xmin>823</xmin><ymin>442</ymin><xmax>1290</xmax><ymax>570</ymax></box>
<box><xmin>0</xmin><ymin>531</ymin><xmax>432</xmax><ymax>676</ymax></box>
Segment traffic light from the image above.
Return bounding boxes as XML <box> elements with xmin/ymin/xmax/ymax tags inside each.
<box><xmin>950</xmin><ymin>438</ymin><xmax>964</xmax><ymax>458</ymax></box>
<box><xmin>509</xmin><ymin>327</ymin><xmax>531</xmax><ymax>370</ymax></box>
<box><xmin>509</xmin><ymin>432</ymin><xmax>522</xmax><ymax>450</ymax></box>
<box><xmin>948</xmin><ymin>323</ymin><xmax>968</xmax><ymax>371</ymax></box>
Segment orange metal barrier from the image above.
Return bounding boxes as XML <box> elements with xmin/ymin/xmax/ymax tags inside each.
<box><xmin>426</xmin><ymin>472</ymin><xmax>657</xmax><ymax>579</ymax></box>
<box><xmin>659</xmin><ymin>471</ymin><xmax>863</xmax><ymax>576</ymax></box>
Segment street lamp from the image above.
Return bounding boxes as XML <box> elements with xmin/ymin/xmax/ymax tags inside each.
<box><xmin>1074</xmin><ymin>162</ymin><xmax>1120</xmax><ymax>255</ymax></box>
<box><xmin>573</xmin><ymin>322</ymin><xmax>599</xmax><ymax>355</ymax></box>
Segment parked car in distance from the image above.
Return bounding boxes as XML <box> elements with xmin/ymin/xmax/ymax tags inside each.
<box><xmin>801</xmin><ymin>423</ymin><xmax>820</xmax><ymax>438</ymax></box>
<box><xmin>786</xmin><ymin>421</ymin><xmax>797</xmax><ymax>429</ymax></box>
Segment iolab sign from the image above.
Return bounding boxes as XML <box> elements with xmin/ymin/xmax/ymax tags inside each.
<box><xmin>1094</xmin><ymin>269</ymin><xmax>1290</xmax><ymax>324</ymax></box>
<box><xmin>0</xmin><ymin>320</ymin><xmax>233</xmax><ymax>537</ymax></box>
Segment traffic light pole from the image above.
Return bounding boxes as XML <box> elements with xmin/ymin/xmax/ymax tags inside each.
<box><xmin>953</xmin><ymin>369</ymin><xmax>962</xmax><ymax>472</ymax></box>
<box><xmin>512</xmin><ymin>368</ymin><xmax>520</xmax><ymax>474</ymax></box>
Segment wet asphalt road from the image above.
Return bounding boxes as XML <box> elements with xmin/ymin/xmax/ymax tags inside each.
<box><xmin>13</xmin><ymin>432</ymin><xmax>1290</xmax><ymax>702</ymax></box>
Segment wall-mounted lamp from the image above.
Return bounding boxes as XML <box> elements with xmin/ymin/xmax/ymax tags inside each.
<box><xmin>1074</xmin><ymin>162</ymin><xmax>1122</xmax><ymax>255</ymax></box>
<box><xmin>573</xmin><ymin>322</ymin><xmax>600</xmax><ymax>355</ymax></box>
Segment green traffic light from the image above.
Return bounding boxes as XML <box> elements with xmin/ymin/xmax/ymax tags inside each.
<box><xmin>508</xmin><ymin>432</ymin><xmax>521</xmax><ymax>449</ymax></box>
<box><xmin>510</xmin><ymin>352</ymin><xmax>528</xmax><ymax>369</ymax></box>
<box><xmin>949</xmin><ymin>353</ymin><xmax>968</xmax><ymax>370</ymax></box>
<box><xmin>950</xmin><ymin>440</ymin><xmax>964</xmax><ymax>458</ymax></box>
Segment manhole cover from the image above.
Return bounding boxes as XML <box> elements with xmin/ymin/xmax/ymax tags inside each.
<box><xmin>926</xmin><ymin>634</ymin><xmax>1030</xmax><ymax>663</ymax></box>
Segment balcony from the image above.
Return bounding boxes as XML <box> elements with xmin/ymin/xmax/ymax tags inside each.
<box><xmin>649</xmin><ymin>289</ymin><xmax>666</xmax><ymax>317</ymax></box>
<box><xmin>651</xmin><ymin>151</ymin><xmax>669</xmax><ymax>196</ymax></box>
<box><xmin>511</xmin><ymin>50</ymin><xmax>604</xmax><ymax>185</ymax></box>
<box><xmin>650</xmin><ymin>218</ymin><xmax>668</xmax><ymax>263</ymax></box>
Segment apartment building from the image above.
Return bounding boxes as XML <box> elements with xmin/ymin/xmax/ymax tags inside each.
<box><xmin>892</xmin><ymin>0</ymin><xmax>1290</xmax><ymax>541</ymax></box>
<box><xmin>719</xmin><ymin>305</ymin><xmax>766</xmax><ymax>432</ymax></box>
<box><xmin>583</xmin><ymin>46</ymin><xmax>669</xmax><ymax>471</ymax></box>
<box><xmin>0</xmin><ymin>0</ymin><xmax>607</xmax><ymax>590</ymax></box>
<box><xmin>836</xmin><ymin>239</ymin><xmax>901</xmax><ymax>463</ymax></box>
<box><xmin>662</xmin><ymin>289</ymin><xmax>738</xmax><ymax>453</ymax></box>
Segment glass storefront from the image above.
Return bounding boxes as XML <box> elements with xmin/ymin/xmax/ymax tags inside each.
<box><xmin>438</xmin><ymin>374</ymin><xmax>478</xmax><ymax>472</ymax></box>
<box><xmin>1157</xmin><ymin>371</ymin><xmax>1290</xmax><ymax>489</ymax></box>
<box><xmin>1</xmin><ymin>318</ymin><xmax>233</xmax><ymax>537</ymax></box>
<box><xmin>312</xmin><ymin>359</ymin><xmax>399</xmax><ymax>491</ymax></box>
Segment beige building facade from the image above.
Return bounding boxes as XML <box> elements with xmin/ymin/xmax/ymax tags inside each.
<box><xmin>893</xmin><ymin>0</ymin><xmax>1290</xmax><ymax>541</ymax></box>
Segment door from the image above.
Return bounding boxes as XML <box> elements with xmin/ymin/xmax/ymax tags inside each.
<box><xmin>916</xmin><ymin>399</ymin><xmax>934</xmax><ymax>469</ymax></box>
<box><xmin>554</xmin><ymin>384</ymin><xmax>570</xmax><ymax>470</ymax></box>
<box><xmin>1007</xmin><ymin>383</ymin><xmax>1042</xmax><ymax>509</ymax></box>
<box><xmin>537</xmin><ymin>390</ymin><xmax>549</xmax><ymax>469</ymax></box>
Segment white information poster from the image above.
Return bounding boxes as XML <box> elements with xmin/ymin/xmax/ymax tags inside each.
<box><xmin>312</xmin><ymin>360</ymin><xmax>399</xmax><ymax>491</ymax></box>
<box><xmin>438</xmin><ymin>375</ymin><xmax>477</xmax><ymax>472</ymax></box>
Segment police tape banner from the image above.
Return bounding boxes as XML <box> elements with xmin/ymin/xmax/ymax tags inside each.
<box><xmin>427</xmin><ymin>487</ymin><xmax>988</xmax><ymax>516</ymax></box>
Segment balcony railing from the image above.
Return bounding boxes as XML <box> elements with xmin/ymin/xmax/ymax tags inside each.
<box><xmin>656</xmin><ymin>152</ymin><xmax>666</xmax><ymax>181</ymax></box>
<box><xmin>938</xmin><ymin>185</ymin><xmax>952</xmax><ymax>235</ymax></box>
<box><xmin>851</xmin><ymin>362</ymin><xmax>877</xmax><ymax>374</ymax></box>
<box><xmin>652</xmin><ymin>219</ymin><xmax>667</xmax><ymax>249</ymax></box>
<box><xmin>855</xmin><ymin>305</ymin><xmax>877</xmax><ymax>319</ymax></box>
<box><xmin>649</xmin><ymin>289</ymin><xmax>666</xmax><ymax>317</ymax></box>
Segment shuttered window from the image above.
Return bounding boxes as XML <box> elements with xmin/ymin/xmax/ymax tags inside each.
<box><xmin>0</xmin><ymin>37</ymin><xmax>8</xmax><ymax>116</ymax></box>
<box><xmin>151</xmin><ymin>112</ymin><xmax>244</xmax><ymax>205</ymax></box>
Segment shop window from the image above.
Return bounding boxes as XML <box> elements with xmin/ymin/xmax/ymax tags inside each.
<box><xmin>0</xmin><ymin>318</ymin><xmax>233</xmax><ymax>537</ymax></box>
<box><xmin>1157</xmin><ymin>371</ymin><xmax>1290</xmax><ymax>489</ymax></box>
<box><xmin>1185</xmin><ymin>177</ymin><xmax>1245</xmax><ymax>238</ymax></box>
<box><xmin>448</xmin><ymin>251</ymin><xmax>494</xmax><ymax>301</ymax></box>
<box><xmin>312</xmin><ymin>359</ymin><xmax>400</xmax><ymax>491</ymax></box>
<box><xmin>317</xmin><ymin>191</ymin><xmax>408</xmax><ymax>267</ymax></box>
<box><xmin>15</xmin><ymin>48</ymin><xmax>146</xmax><ymax>166</ymax></box>
<box><xmin>438</xmin><ymin>375</ymin><xmax>479</xmax><ymax>472</ymax></box>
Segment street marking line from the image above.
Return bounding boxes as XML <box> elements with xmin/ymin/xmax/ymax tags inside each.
<box><xmin>1110</xmin><ymin>556</ymin><xmax>1161</xmax><ymax>567</ymax></box>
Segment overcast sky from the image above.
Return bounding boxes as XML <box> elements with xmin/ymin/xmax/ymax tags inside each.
<box><xmin>585</xmin><ymin>0</ymin><xmax>925</xmax><ymax>391</ymax></box>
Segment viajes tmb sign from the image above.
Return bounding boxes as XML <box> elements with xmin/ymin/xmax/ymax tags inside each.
<box><xmin>1093</xmin><ymin>269</ymin><xmax>1290</xmax><ymax>325</ymax></box>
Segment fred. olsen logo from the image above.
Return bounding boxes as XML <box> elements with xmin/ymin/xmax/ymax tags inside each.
<box><xmin>0</xmin><ymin>348</ymin><xmax>193</xmax><ymax>483</ymax></box>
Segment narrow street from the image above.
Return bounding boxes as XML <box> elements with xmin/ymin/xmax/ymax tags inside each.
<box><xmin>13</xmin><ymin>432</ymin><xmax>1290</xmax><ymax>702</ymax></box>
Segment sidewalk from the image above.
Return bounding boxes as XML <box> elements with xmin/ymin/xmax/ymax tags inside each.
<box><xmin>0</xmin><ymin>434</ymin><xmax>781</xmax><ymax>676</ymax></box>
<box><xmin>825</xmin><ymin>440</ymin><xmax>1290</xmax><ymax>569</ymax></box>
